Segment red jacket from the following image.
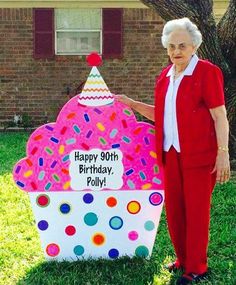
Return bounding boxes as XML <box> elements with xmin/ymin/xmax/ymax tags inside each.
<box><xmin>154</xmin><ymin>59</ymin><xmax>225</xmax><ymax>168</ymax></box>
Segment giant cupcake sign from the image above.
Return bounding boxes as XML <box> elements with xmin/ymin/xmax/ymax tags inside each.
<box><xmin>13</xmin><ymin>53</ymin><xmax>164</xmax><ymax>261</ymax></box>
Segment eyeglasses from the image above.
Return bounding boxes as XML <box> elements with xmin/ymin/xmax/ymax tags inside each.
<box><xmin>167</xmin><ymin>43</ymin><xmax>193</xmax><ymax>51</ymax></box>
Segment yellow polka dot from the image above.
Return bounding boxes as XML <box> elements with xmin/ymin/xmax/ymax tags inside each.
<box><xmin>127</xmin><ymin>201</ymin><xmax>141</xmax><ymax>214</ymax></box>
<box><xmin>63</xmin><ymin>181</ymin><xmax>70</xmax><ymax>190</ymax></box>
<box><xmin>150</xmin><ymin>151</ymin><xmax>157</xmax><ymax>159</ymax></box>
<box><xmin>24</xmin><ymin>170</ymin><xmax>33</xmax><ymax>178</ymax></box>
<box><xmin>59</xmin><ymin>145</ymin><xmax>65</xmax><ymax>155</ymax></box>
<box><xmin>142</xmin><ymin>183</ymin><xmax>152</xmax><ymax>190</ymax></box>
<box><xmin>96</xmin><ymin>122</ymin><xmax>105</xmax><ymax>131</ymax></box>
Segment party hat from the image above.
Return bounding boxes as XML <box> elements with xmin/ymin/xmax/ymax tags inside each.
<box><xmin>78</xmin><ymin>52</ymin><xmax>114</xmax><ymax>106</ymax></box>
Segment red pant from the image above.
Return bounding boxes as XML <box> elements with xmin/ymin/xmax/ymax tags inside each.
<box><xmin>163</xmin><ymin>147</ymin><xmax>216</xmax><ymax>274</ymax></box>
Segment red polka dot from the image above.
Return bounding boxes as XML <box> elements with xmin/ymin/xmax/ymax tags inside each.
<box><xmin>106</xmin><ymin>197</ymin><xmax>117</xmax><ymax>207</ymax></box>
<box><xmin>37</xmin><ymin>195</ymin><xmax>49</xmax><ymax>207</ymax></box>
<box><xmin>92</xmin><ymin>233</ymin><xmax>105</xmax><ymax>246</ymax></box>
<box><xmin>65</xmin><ymin>225</ymin><xmax>76</xmax><ymax>236</ymax></box>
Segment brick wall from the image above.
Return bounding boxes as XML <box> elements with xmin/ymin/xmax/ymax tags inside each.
<box><xmin>0</xmin><ymin>8</ymin><xmax>167</xmax><ymax>126</ymax></box>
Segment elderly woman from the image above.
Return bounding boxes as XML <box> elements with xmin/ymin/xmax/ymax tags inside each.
<box><xmin>116</xmin><ymin>18</ymin><xmax>230</xmax><ymax>285</ymax></box>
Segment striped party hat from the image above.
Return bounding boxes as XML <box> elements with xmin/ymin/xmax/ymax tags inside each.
<box><xmin>78</xmin><ymin>52</ymin><xmax>114</xmax><ymax>106</ymax></box>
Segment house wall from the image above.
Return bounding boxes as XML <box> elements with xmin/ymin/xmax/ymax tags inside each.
<box><xmin>0</xmin><ymin>8</ymin><xmax>166</xmax><ymax>125</ymax></box>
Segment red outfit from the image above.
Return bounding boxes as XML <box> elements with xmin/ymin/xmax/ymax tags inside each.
<box><xmin>154</xmin><ymin>59</ymin><xmax>225</xmax><ymax>274</ymax></box>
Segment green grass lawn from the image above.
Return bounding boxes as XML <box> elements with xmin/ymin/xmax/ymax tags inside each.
<box><xmin>0</xmin><ymin>132</ymin><xmax>235</xmax><ymax>285</ymax></box>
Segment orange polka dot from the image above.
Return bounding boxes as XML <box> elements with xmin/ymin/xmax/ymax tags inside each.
<box><xmin>106</xmin><ymin>197</ymin><xmax>117</xmax><ymax>207</ymax></box>
<box><xmin>92</xmin><ymin>233</ymin><xmax>105</xmax><ymax>246</ymax></box>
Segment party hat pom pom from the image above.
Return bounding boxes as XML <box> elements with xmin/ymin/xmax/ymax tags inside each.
<box><xmin>86</xmin><ymin>52</ymin><xmax>102</xmax><ymax>67</ymax></box>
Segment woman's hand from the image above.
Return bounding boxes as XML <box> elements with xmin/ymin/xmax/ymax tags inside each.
<box><xmin>211</xmin><ymin>151</ymin><xmax>230</xmax><ymax>184</ymax></box>
<box><xmin>114</xmin><ymin>94</ymin><xmax>136</xmax><ymax>108</ymax></box>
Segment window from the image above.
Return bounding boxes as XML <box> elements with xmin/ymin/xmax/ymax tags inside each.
<box><xmin>55</xmin><ymin>9</ymin><xmax>102</xmax><ymax>55</ymax></box>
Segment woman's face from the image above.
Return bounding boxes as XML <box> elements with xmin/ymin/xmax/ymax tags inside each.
<box><xmin>167</xmin><ymin>29</ymin><xmax>196</xmax><ymax>67</ymax></box>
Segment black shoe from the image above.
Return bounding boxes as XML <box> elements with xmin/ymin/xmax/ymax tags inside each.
<box><xmin>176</xmin><ymin>272</ymin><xmax>208</xmax><ymax>285</ymax></box>
<box><xmin>164</xmin><ymin>261</ymin><xmax>183</xmax><ymax>272</ymax></box>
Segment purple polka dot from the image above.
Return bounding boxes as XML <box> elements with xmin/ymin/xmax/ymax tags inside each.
<box><xmin>108</xmin><ymin>248</ymin><xmax>119</xmax><ymax>259</ymax></box>
<box><xmin>38</xmin><ymin>220</ymin><xmax>49</xmax><ymax>231</ymax></box>
<box><xmin>83</xmin><ymin>193</ymin><xmax>94</xmax><ymax>204</ymax></box>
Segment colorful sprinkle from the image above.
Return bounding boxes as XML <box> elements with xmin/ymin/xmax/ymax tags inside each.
<box><xmin>97</xmin><ymin>122</ymin><xmax>105</xmax><ymax>131</ymax></box>
<box><xmin>81</xmin><ymin>143</ymin><xmax>90</xmax><ymax>150</ymax></box>
<box><xmin>110</xmin><ymin>129</ymin><xmax>118</xmax><ymax>138</ymax></box>
<box><xmin>142</xmin><ymin>183</ymin><xmax>152</xmax><ymax>190</ymax></box>
<box><xmin>154</xmin><ymin>165</ymin><xmax>159</xmax><ymax>173</ymax></box>
<box><xmin>99</xmin><ymin>137</ymin><xmax>107</xmax><ymax>145</ymax></box>
<box><xmin>17</xmin><ymin>181</ymin><xmax>25</xmax><ymax>188</ymax></box>
<box><xmin>122</xmin><ymin>136</ymin><xmax>131</xmax><ymax>143</ymax></box>
<box><xmin>24</xmin><ymin>170</ymin><xmax>33</xmax><ymax>178</ymax></box>
<box><xmin>31</xmin><ymin>147</ymin><xmax>38</xmax><ymax>155</ymax></box>
<box><xmin>139</xmin><ymin>171</ymin><xmax>146</xmax><ymax>180</ymax></box>
<box><xmin>141</xmin><ymin>158</ymin><xmax>146</xmax><ymax>166</ymax></box>
<box><xmin>73</xmin><ymin>125</ymin><xmax>80</xmax><ymax>134</ymax></box>
<box><xmin>26</xmin><ymin>159</ymin><xmax>33</xmax><ymax>167</ymax></box>
<box><xmin>84</xmin><ymin>114</ymin><xmax>90</xmax><ymax>122</ymax></box>
<box><xmin>38</xmin><ymin>171</ymin><xmax>45</xmax><ymax>181</ymax></box>
<box><xmin>50</xmin><ymin>160</ymin><xmax>57</xmax><ymax>169</ymax></box>
<box><xmin>133</xmin><ymin>127</ymin><xmax>142</xmax><ymax>135</ymax></box>
<box><xmin>144</xmin><ymin>137</ymin><xmax>150</xmax><ymax>145</ymax></box>
<box><xmin>34</xmin><ymin>134</ymin><xmax>43</xmax><ymax>141</ymax></box>
<box><xmin>66</xmin><ymin>138</ymin><xmax>76</xmax><ymax>145</ymax></box>
<box><xmin>110</xmin><ymin>112</ymin><xmax>116</xmax><ymax>121</ymax></box>
<box><xmin>153</xmin><ymin>177</ymin><xmax>161</xmax><ymax>184</ymax></box>
<box><xmin>15</xmin><ymin>165</ymin><xmax>21</xmax><ymax>174</ymax></box>
<box><xmin>31</xmin><ymin>181</ymin><xmax>37</xmax><ymax>190</ymax></box>
<box><xmin>135</xmin><ymin>144</ymin><xmax>141</xmax><ymax>153</ymax></box>
<box><xmin>92</xmin><ymin>233</ymin><xmax>105</xmax><ymax>246</ymax></box>
<box><xmin>44</xmin><ymin>182</ymin><xmax>52</xmax><ymax>191</ymax></box>
<box><xmin>62</xmin><ymin>154</ymin><xmax>70</xmax><ymax>162</ymax></box>
<box><xmin>67</xmin><ymin>113</ymin><xmax>76</xmax><ymax>119</ymax></box>
<box><xmin>45</xmin><ymin>147</ymin><xmax>53</xmax><ymax>155</ymax></box>
<box><xmin>127</xmin><ymin>180</ymin><xmax>135</xmax><ymax>189</ymax></box>
<box><xmin>126</xmin><ymin>169</ymin><xmax>134</xmax><ymax>176</ymax></box>
<box><xmin>60</xmin><ymin>126</ymin><xmax>67</xmax><ymax>135</ymax></box>
<box><xmin>50</xmin><ymin>137</ymin><xmax>59</xmax><ymax>144</ymax></box>
<box><xmin>53</xmin><ymin>174</ymin><xmax>60</xmax><ymax>182</ymax></box>
<box><xmin>45</xmin><ymin>125</ymin><xmax>54</xmax><ymax>131</ymax></box>
<box><xmin>148</xmin><ymin>128</ymin><xmax>155</xmax><ymax>135</ymax></box>
<box><xmin>150</xmin><ymin>151</ymin><xmax>157</xmax><ymax>159</ymax></box>
<box><xmin>86</xmin><ymin>130</ymin><xmax>93</xmax><ymax>138</ymax></box>
<box><xmin>93</xmin><ymin>108</ymin><xmax>102</xmax><ymax>114</ymax></box>
<box><xmin>122</xmin><ymin>120</ymin><xmax>127</xmax><ymax>128</ymax></box>
<box><xmin>61</xmin><ymin>168</ymin><xmax>69</xmax><ymax>175</ymax></box>
<box><xmin>59</xmin><ymin>145</ymin><xmax>65</xmax><ymax>155</ymax></box>
<box><xmin>125</xmin><ymin>154</ymin><xmax>133</xmax><ymax>161</ymax></box>
<box><xmin>123</xmin><ymin>109</ymin><xmax>132</xmax><ymax>116</ymax></box>
<box><xmin>127</xmin><ymin>201</ymin><xmax>141</xmax><ymax>214</ymax></box>
<box><xmin>112</xmin><ymin>143</ymin><xmax>120</xmax><ymax>148</ymax></box>
<box><xmin>63</xmin><ymin>181</ymin><xmax>70</xmax><ymax>190</ymax></box>
<box><xmin>39</xmin><ymin>157</ymin><xmax>44</xmax><ymax>166</ymax></box>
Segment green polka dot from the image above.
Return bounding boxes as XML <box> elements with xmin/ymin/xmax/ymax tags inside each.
<box><xmin>144</xmin><ymin>220</ymin><xmax>155</xmax><ymax>231</ymax></box>
<box><xmin>74</xmin><ymin>245</ymin><xmax>84</xmax><ymax>256</ymax></box>
<box><xmin>84</xmin><ymin>212</ymin><xmax>98</xmax><ymax>226</ymax></box>
<box><xmin>135</xmin><ymin>245</ymin><xmax>149</xmax><ymax>258</ymax></box>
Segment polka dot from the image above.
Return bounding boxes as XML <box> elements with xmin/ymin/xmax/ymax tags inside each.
<box><xmin>83</xmin><ymin>193</ymin><xmax>94</xmax><ymax>204</ymax></box>
<box><xmin>128</xmin><ymin>231</ymin><xmax>139</xmax><ymax>241</ymax></box>
<box><xmin>74</xmin><ymin>245</ymin><xmax>84</xmax><ymax>256</ymax></box>
<box><xmin>84</xmin><ymin>212</ymin><xmax>98</xmax><ymax>226</ymax></box>
<box><xmin>106</xmin><ymin>197</ymin><xmax>117</xmax><ymax>207</ymax></box>
<box><xmin>46</xmin><ymin>243</ymin><xmax>60</xmax><ymax>257</ymax></box>
<box><xmin>135</xmin><ymin>245</ymin><xmax>149</xmax><ymax>258</ymax></box>
<box><xmin>36</xmin><ymin>194</ymin><xmax>50</xmax><ymax>207</ymax></box>
<box><xmin>108</xmin><ymin>248</ymin><xmax>119</xmax><ymax>259</ymax></box>
<box><xmin>92</xmin><ymin>233</ymin><xmax>105</xmax><ymax>246</ymax></box>
<box><xmin>65</xmin><ymin>225</ymin><xmax>76</xmax><ymax>236</ymax></box>
<box><xmin>109</xmin><ymin>216</ymin><xmax>123</xmax><ymax>230</ymax></box>
<box><xmin>38</xmin><ymin>220</ymin><xmax>49</xmax><ymax>231</ymax></box>
<box><xmin>59</xmin><ymin>203</ymin><xmax>71</xmax><ymax>214</ymax></box>
<box><xmin>127</xmin><ymin>201</ymin><xmax>141</xmax><ymax>214</ymax></box>
<box><xmin>144</xmin><ymin>221</ymin><xmax>155</xmax><ymax>231</ymax></box>
<box><xmin>149</xmin><ymin>192</ymin><xmax>163</xmax><ymax>206</ymax></box>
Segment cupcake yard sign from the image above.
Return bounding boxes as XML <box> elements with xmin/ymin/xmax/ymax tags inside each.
<box><xmin>13</xmin><ymin>53</ymin><xmax>164</xmax><ymax>261</ymax></box>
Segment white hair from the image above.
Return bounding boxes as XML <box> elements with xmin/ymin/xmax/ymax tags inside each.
<box><xmin>161</xmin><ymin>17</ymin><xmax>202</xmax><ymax>49</ymax></box>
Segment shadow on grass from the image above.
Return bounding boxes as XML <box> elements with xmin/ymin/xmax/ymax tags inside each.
<box><xmin>16</xmin><ymin>256</ymin><xmax>177</xmax><ymax>285</ymax></box>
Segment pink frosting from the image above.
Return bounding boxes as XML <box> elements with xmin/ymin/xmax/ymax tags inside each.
<box><xmin>13</xmin><ymin>95</ymin><xmax>163</xmax><ymax>192</ymax></box>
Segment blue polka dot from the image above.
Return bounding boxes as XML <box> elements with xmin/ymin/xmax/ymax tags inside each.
<box><xmin>108</xmin><ymin>248</ymin><xmax>119</xmax><ymax>259</ymax></box>
<box><xmin>83</xmin><ymin>193</ymin><xmax>94</xmax><ymax>204</ymax></box>
<box><xmin>60</xmin><ymin>203</ymin><xmax>71</xmax><ymax>214</ymax></box>
<box><xmin>38</xmin><ymin>220</ymin><xmax>48</xmax><ymax>231</ymax></box>
<box><xmin>74</xmin><ymin>245</ymin><xmax>84</xmax><ymax>256</ymax></box>
<box><xmin>109</xmin><ymin>216</ymin><xmax>123</xmax><ymax>230</ymax></box>
<box><xmin>84</xmin><ymin>212</ymin><xmax>98</xmax><ymax>226</ymax></box>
